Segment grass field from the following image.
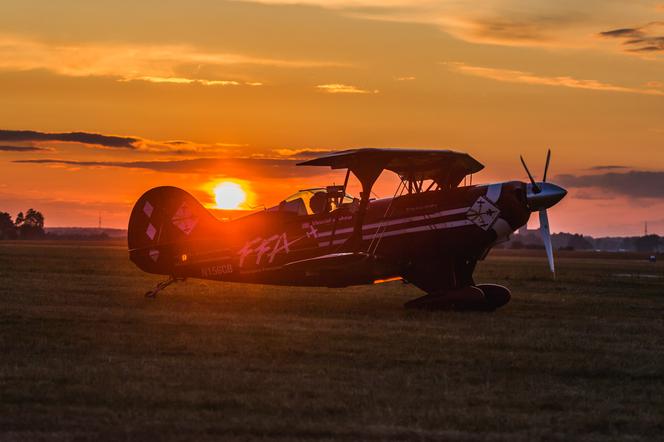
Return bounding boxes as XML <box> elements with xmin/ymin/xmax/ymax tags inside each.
<box><xmin>1</xmin><ymin>241</ymin><xmax>663</xmax><ymax>441</ymax></box>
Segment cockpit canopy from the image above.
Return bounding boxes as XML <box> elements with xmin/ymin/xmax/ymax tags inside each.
<box><xmin>267</xmin><ymin>187</ymin><xmax>356</xmax><ymax>216</ymax></box>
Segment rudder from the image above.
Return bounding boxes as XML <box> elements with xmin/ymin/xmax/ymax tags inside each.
<box><xmin>128</xmin><ymin>186</ymin><xmax>220</xmax><ymax>275</ymax></box>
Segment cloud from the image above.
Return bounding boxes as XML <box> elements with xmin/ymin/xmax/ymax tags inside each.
<box><xmin>0</xmin><ymin>145</ymin><xmax>49</xmax><ymax>152</ymax></box>
<box><xmin>273</xmin><ymin>148</ymin><xmax>338</xmax><ymax>158</ymax></box>
<box><xmin>0</xmin><ymin>34</ymin><xmax>343</xmax><ymax>85</ymax></box>
<box><xmin>589</xmin><ymin>165</ymin><xmax>630</xmax><ymax>171</ymax></box>
<box><xmin>556</xmin><ymin>171</ymin><xmax>664</xmax><ymax>198</ymax></box>
<box><xmin>600</xmin><ymin>28</ymin><xmax>641</xmax><ymax>38</ymax></box>
<box><xmin>572</xmin><ymin>191</ymin><xmax>613</xmax><ymax>201</ymax></box>
<box><xmin>12</xmin><ymin>157</ymin><xmax>326</xmax><ymax>178</ymax></box>
<box><xmin>236</xmin><ymin>0</ymin><xmax>644</xmax><ymax>49</ymax></box>
<box><xmin>459</xmin><ymin>16</ymin><xmax>572</xmax><ymax>46</ymax></box>
<box><xmin>123</xmin><ymin>76</ymin><xmax>264</xmax><ymax>87</ymax></box>
<box><xmin>140</xmin><ymin>139</ymin><xmax>250</xmax><ymax>154</ymax></box>
<box><xmin>599</xmin><ymin>21</ymin><xmax>664</xmax><ymax>53</ymax></box>
<box><xmin>316</xmin><ymin>83</ymin><xmax>378</xmax><ymax>94</ymax></box>
<box><xmin>0</xmin><ymin>129</ymin><xmax>139</xmax><ymax>149</ymax></box>
<box><xmin>0</xmin><ymin>128</ymin><xmax>251</xmax><ymax>154</ymax></box>
<box><xmin>126</xmin><ymin>76</ymin><xmax>242</xmax><ymax>86</ymax></box>
<box><xmin>446</xmin><ymin>62</ymin><xmax>664</xmax><ymax>96</ymax></box>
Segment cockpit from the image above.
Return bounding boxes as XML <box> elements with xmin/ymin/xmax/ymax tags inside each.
<box><xmin>267</xmin><ymin>186</ymin><xmax>357</xmax><ymax>216</ymax></box>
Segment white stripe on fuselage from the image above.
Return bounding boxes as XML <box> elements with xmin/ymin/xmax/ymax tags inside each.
<box><xmin>313</xmin><ymin>184</ymin><xmax>505</xmax><ymax>246</ymax></box>
<box><xmin>317</xmin><ymin>217</ymin><xmax>473</xmax><ymax>247</ymax></box>
<box><xmin>314</xmin><ymin>206</ymin><xmax>470</xmax><ymax>239</ymax></box>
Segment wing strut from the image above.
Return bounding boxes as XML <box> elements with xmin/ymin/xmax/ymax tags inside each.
<box><xmin>346</xmin><ymin>161</ymin><xmax>386</xmax><ymax>249</ymax></box>
<box><xmin>327</xmin><ymin>168</ymin><xmax>352</xmax><ymax>245</ymax></box>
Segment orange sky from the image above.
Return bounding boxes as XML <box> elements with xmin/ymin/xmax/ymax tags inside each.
<box><xmin>1</xmin><ymin>1</ymin><xmax>663</xmax><ymax>236</ymax></box>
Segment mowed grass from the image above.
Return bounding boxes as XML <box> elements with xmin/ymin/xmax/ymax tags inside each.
<box><xmin>1</xmin><ymin>242</ymin><xmax>663</xmax><ymax>441</ymax></box>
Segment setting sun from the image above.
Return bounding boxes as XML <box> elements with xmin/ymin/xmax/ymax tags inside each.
<box><xmin>213</xmin><ymin>181</ymin><xmax>246</xmax><ymax>210</ymax></box>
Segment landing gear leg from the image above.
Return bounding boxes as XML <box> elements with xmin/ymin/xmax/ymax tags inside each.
<box><xmin>403</xmin><ymin>257</ymin><xmax>513</xmax><ymax>311</ymax></box>
<box><xmin>145</xmin><ymin>276</ymin><xmax>185</xmax><ymax>298</ymax></box>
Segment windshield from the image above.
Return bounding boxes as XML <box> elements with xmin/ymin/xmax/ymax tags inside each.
<box><xmin>281</xmin><ymin>187</ymin><xmax>355</xmax><ymax>215</ymax></box>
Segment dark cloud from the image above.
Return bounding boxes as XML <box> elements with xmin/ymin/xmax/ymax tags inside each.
<box><xmin>281</xmin><ymin>149</ymin><xmax>339</xmax><ymax>159</ymax></box>
<box><xmin>628</xmin><ymin>41</ymin><xmax>664</xmax><ymax>53</ymax></box>
<box><xmin>556</xmin><ymin>171</ymin><xmax>664</xmax><ymax>198</ymax></box>
<box><xmin>600</xmin><ymin>28</ymin><xmax>640</xmax><ymax>38</ymax></box>
<box><xmin>13</xmin><ymin>157</ymin><xmax>325</xmax><ymax>178</ymax></box>
<box><xmin>473</xmin><ymin>19</ymin><xmax>549</xmax><ymax>42</ymax></box>
<box><xmin>0</xmin><ymin>130</ymin><xmax>139</xmax><ymax>149</ymax></box>
<box><xmin>589</xmin><ymin>165</ymin><xmax>629</xmax><ymax>171</ymax></box>
<box><xmin>0</xmin><ymin>145</ymin><xmax>49</xmax><ymax>152</ymax></box>
<box><xmin>469</xmin><ymin>13</ymin><xmax>586</xmax><ymax>44</ymax></box>
<box><xmin>599</xmin><ymin>22</ymin><xmax>664</xmax><ymax>53</ymax></box>
<box><xmin>572</xmin><ymin>191</ymin><xmax>612</xmax><ymax>201</ymax></box>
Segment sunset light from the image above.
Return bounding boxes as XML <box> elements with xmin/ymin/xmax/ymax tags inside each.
<box><xmin>213</xmin><ymin>181</ymin><xmax>246</xmax><ymax>210</ymax></box>
<box><xmin>3</xmin><ymin>2</ymin><xmax>664</xmax><ymax>439</ymax></box>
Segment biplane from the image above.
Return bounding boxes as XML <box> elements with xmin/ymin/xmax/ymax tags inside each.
<box><xmin>128</xmin><ymin>148</ymin><xmax>566</xmax><ymax>310</ymax></box>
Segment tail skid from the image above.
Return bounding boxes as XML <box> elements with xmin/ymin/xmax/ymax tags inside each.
<box><xmin>144</xmin><ymin>275</ymin><xmax>186</xmax><ymax>298</ymax></box>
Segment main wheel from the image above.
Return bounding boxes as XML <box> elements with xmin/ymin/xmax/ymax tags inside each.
<box><xmin>476</xmin><ymin>284</ymin><xmax>511</xmax><ymax>309</ymax></box>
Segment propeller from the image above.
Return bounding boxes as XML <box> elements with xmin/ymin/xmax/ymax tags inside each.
<box><xmin>542</xmin><ymin>149</ymin><xmax>551</xmax><ymax>183</ymax></box>
<box><xmin>520</xmin><ymin>149</ymin><xmax>564</xmax><ymax>277</ymax></box>
<box><xmin>519</xmin><ymin>154</ymin><xmax>541</xmax><ymax>193</ymax></box>
<box><xmin>539</xmin><ymin>209</ymin><xmax>555</xmax><ymax>275</ymax></box>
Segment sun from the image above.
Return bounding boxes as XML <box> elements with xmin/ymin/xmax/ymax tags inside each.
<box><xmin>213</xmin><ymin>181</ymin><xmax>247</xmax><ymax>209</ymax></box>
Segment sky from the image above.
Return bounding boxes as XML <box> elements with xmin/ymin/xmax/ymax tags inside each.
<box><xmin>0</xmin><ymin>0</ymin><xmax>663</xmax><ymax>236</ymax></box>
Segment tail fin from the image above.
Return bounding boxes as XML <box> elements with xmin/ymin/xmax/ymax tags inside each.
<box><xmin>128</xmin><ymin>186</ymin><xmax>220</xmax><ymax>275</ymax></box>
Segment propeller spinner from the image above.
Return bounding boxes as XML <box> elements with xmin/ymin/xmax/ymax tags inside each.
<box><xmin>520</xmin><ymin>149</ymin><xmax>567</xmax><ymax>276</ymax></box>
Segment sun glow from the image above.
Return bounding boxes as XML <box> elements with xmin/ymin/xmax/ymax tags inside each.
<box><xmin>213</xmin><ymin>181</ymin><xmax>247</xmax><ymax>209</ymax></box>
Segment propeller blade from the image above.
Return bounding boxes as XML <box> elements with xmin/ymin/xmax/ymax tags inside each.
<box><xmin>539</xmin><ymin>209</ymin><xmax>555</xmax><ymax>276</ymax></box>
<box><xmin>520</xmin><ymin>155</ymin><xmax>541</xmax><ymax>193</ymax></box>
<box><xmin>542</xmin><ymin>149</ymin><xmax>551</xmax><ymax>183</ymax></box>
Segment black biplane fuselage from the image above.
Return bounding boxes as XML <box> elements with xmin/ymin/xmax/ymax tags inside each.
<box><xmin>128</xmin><ymin>149</ymin><xmax>566</xmax><ymax>310</ymax></box>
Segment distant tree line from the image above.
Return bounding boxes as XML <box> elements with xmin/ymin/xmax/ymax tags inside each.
<box><xmin>0</xmin><ymin>209</ymin><xmax>45</xmax><ymax>239</ymax></box>
<box><xmin>499</xmin><ymin>230</ymin><xmax>663</xmax><ymax>253</ymax></box>
<box><xmin>46</xmin><ymin>231</ymin><xmax>111</xmax><ymax>241</ymax></box>
<box><xmin>622</xmin><ymin>235</ymin><xmax>662</xmax><ymax>253</ymax></box>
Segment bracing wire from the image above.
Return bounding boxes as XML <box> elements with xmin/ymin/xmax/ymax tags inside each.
<box><xmin>366</xmin><ymin>179</ymin><xmax>406</xmax><ymax>256</ymax></box>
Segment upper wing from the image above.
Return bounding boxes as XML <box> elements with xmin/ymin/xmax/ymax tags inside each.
<box><xmin>297</xmin><ymin>148</ymin><xmax>484</xmax><ymax>188</ymax></box>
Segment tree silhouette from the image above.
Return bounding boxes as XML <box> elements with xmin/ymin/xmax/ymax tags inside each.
<box><xmin>0</xmin><ymin>212</ymin><xmax>17</xmax><ymax>239</ymax></box>
<box><xmin>634</xmin><ymin>235</ymin><xmax>661</xmax><ymax>253</ymax></box>
<box><xmin>14</xmin><ymin>208</ymin><xmax>45</xmax><ymax>239</ymax></box>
